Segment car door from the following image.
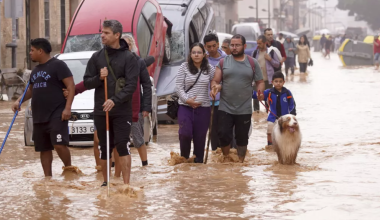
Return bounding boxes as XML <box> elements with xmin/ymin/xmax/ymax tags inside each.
<box><xmin>134</xmin><ymin>1</ymin><xmax>160</xmax><ymax>77</ymax></box>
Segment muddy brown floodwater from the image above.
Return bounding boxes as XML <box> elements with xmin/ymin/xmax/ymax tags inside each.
<box><xmin>1</xmin><ymin>52</ymin><xmax>380</xmax><ymax>219</ymax></box>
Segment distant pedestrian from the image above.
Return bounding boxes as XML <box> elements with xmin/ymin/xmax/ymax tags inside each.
<box><xmin>221</xmin><ymin>38</ymin><xmax>232</xmax><ymax>55</ymax></box>
<box><xmin>283</xmin><ymin>36</ymin><xmax>296</xmax><ymax>75</ymax></box>
<box><xmin>176</xmin><ymin>43</ymin><xmax>215</xmax><ymax>163</ymax></box>
<box><xmin>297</xmin><ymin>36</ymin><xmax>311</xmax><ymax>74</ymax></box>
<box><xmin>334</xmin><ymin>35</ymin><xmax>342</xmax><ymax>52</ymax></box>
<box><xmin>203</xmin><ymin>33</ymin><xmax>227</xmax><ymax>151</ymax></box>
<box><xmin>374</xmin><ymin>35</ymin><xmax>380</xmax><ymax>70</ymax></box>
<box><xmin>276</xmin><ymin>33</ymin><xmax>285</xmax><ymax>44</ymax></box>
<box><xmin>12</xmin><ymin>38</ymin><xmax>75</xmax><ymax>177</ymax></box>
<box><xmin>324</xmin><ymin>36</ymin><xmax>333</xmax><ymax>59</ymax></box>
<box><xmin>210</xmin><ymin>34</ymin><xmax>265</xmax><ymax>162</ymax></box>
<box><xmin>320</xmin><ymin>34</ymin><xmax>327</xmax><ymax>54</ymax></box>
<box><xmin>340</xmin><ymin>34</ymin><xmax>346</xmax><ymax>44</ymax></box>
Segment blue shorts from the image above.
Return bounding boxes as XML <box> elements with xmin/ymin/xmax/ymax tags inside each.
<box><xmin>374</xmin><ymin>53</ymin><xmax>380</xmax><ymax>62</ymax></box>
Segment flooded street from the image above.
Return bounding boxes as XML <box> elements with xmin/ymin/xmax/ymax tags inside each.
<box><xmin>1</xmin><ymin>52</ymin><xmax>380</xmax><ymax>219</ymax></box>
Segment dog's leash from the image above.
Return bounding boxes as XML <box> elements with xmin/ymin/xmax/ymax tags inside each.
<box><xmin>258</xmin><ymin>90</ymin><xmax>279</xmax><ymax>119</ymax></box>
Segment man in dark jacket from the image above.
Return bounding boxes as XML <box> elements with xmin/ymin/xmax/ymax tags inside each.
<box><xmin>83</xmin><ymin>20</ymin><xmax>139</xmax><ymax>186</ymax></box>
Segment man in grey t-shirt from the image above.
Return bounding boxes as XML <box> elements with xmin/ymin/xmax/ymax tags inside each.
<box><xmin>210</xmin><ymin>34</ymin><xmax>265</xmax><ymax>162</ymax></box>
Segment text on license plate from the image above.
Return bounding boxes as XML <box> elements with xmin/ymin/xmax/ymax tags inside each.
<box><xmin>69</xmin><ymin>125</ymin><xmax>94</xmax><ymax>134</ymax></box>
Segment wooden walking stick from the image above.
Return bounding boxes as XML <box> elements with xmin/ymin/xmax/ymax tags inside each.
<box><xmin>104</xmin><ymin>77</ymin><xmax>110</xmax><ymax>197</ymax></box>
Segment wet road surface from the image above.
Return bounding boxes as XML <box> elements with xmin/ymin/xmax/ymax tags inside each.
<box><xmin>1</xmin><ymin>52</ymin><xmax>380</xmax><ymax>219</ymax></box>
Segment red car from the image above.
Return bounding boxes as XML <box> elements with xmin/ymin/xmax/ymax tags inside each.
<box><xmin>61</xmin><ymin>0</ymin><xmax>170</xmax><ymax>86</ymax></box>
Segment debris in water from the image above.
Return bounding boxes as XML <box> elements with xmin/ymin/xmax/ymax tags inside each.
<box><xmin>168</xmin><ymin>152</ymin><xmax>195</xmax><ymax>166</ymax></box>
<box><xmin>23</xmin><ymin>171</ymin><xmax>36</xmax><ymax>178</ymax></box>
<box><xmin>62</xmin><ymin>166</ymin><xmax>83</xmax><ymax>174</ymax></box>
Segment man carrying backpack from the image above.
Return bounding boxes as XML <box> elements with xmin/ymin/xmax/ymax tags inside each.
<box><xmin>210</xmin><ymin>34</ymin><xmax>264</xmax><ymax>163</ymax></box>
<box><xmin>251</xmin><ymin>35</ymin><xmax>280</xmax><ymax>112</ymax></box>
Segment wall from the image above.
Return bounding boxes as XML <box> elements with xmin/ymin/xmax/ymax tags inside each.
<box><xmin>0</xmin><ymin>0</ymin><xmax>76</xmax><ymax>70</ymax></box>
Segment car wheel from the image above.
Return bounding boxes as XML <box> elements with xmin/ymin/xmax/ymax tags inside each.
<box><xmin>163</xmin><ymin>34</ymin><xmax>171</xmax><ymax>64</ymax></box>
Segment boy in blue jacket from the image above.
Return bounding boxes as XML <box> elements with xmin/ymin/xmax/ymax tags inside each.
<box><xmin>253</xmin><ymin>71</ymin><xmax>296</xmax><ymax>147</ymax></box>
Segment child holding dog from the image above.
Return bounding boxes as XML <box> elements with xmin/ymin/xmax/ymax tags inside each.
<box><xmin>252</xmin><ymin>71</ymin><xmax>296</xmax><ymax>148</ymax></box>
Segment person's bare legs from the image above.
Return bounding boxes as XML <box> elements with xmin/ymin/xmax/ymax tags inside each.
<box><xmin>221</xmin><ymin>145</ymin><xmax>231</xmax><ymax>156</ymax></box>
<box><xmin>40</xmin><ymin>151</ymin><xmax>53</xmax><ymax>176</ymax></box>
<box><xmin>100</xmin><ymin>159</ymin><xmax>112</xmax><ymax>183</ymax></box>
<box><xmin>119</xmin><ymin>155</ymin><xmax>131</xmax><ymax>184</ymax></box>
<box><xmin>113</xmin><ymin>148</ymin><xmax>122</xmax><ymax>177</ymax></box>
<box><xmin>93</xmin><ymin>131</ymin><xmax>101</xmax><ymax>168</ymax></box>
<box><xmin>375</xmin><ymin>63</ymin><xmax>379</xmax><ymax>70</ymax></box>
<box><xmin>54</xmin><ymin>145</ymin><xmax>72</xmax><ymax>167</ymax></box>
<box><xmin>137</xmin><ymin>144</ymin><xmax>148</xmax><ymax>164</ymax></box>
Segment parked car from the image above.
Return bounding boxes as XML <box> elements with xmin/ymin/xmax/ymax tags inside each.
<box><xmin>60</xmin><ymin>0</ymin><xmax>169</xmax><ymax>137</ymax></box>
<box><xmin>24</xmin><ymin>52</ymin><xmax>157</xmax><ymax>147</ymax></box>
<box><xmin>155</xmin><ymin>0</ymin><xmax>215</xmax><ymax>123</ymax></box>
<box><xmin>231</xmin><ymin>23</ymin><xmax>261</xmax><ymax>41</ymax></box>
<box><xmin>245</xmin><ymin>41</ymin><xmax>258</xmax><ymax>56</ymax></box>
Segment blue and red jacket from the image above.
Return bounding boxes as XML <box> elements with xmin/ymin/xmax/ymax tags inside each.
<box><xmin>253</xmin><ymin>87</ymin><xmax>296</xmax><ymax>123</ymax></box>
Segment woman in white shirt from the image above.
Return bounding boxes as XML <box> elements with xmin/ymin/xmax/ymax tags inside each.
<box><xmin>176</xmin><ymin>43</ymin><xmax>216</xmax><ymax>163</ymax></box>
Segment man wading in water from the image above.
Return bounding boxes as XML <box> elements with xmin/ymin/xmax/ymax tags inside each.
<box><xmin>12</xmin><ymin>38</ymin><xmax>75</xmax><ymax>176</ymax></box>
<box><xmin>210</xmin><ymin>34</ymin><xmax>265</xmax><ymax>162</ymax></box>
<box><xmin>84</xmin><ymin>20</ymin><xmax>139</xmax><ymax>186</ymax></box>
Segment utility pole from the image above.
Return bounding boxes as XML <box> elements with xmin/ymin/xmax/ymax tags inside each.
<box><xmin>268</xmin><ymin>0</ymin><xmax>271</xmax><ymax>28</ymax></box>
<box><xmin>256</xmin><ymin>0</ymin><xmax>258</xmax><ymax>22</ymax></box>
<box><xmin>4</xmin><ymin>0</ymin><xmax>23</xmax><ymax>68</ymax></box>
<box><xmin>293</xmin><ymin>0</ymin><xmax>299</xmax><ymax>31</ymax></box>
<box><xmin>324</xmin><ymin>0</ymin><xmax>327</xmax><ymax>28</ymax></box>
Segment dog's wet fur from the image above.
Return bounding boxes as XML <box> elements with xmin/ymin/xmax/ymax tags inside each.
<box><xmin>272</xmin><ymin>114</ymin><xmax>302</xmax><ymax>165</ymax></box>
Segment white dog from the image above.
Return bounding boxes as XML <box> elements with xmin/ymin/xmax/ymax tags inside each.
<box><xmin>272</xmin><ymin>114</ymin><xmax>302</xmax><ymax>165</ymax></box>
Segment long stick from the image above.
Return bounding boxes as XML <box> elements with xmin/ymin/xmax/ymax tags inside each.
<box><xmin>204</xmin><ymin>99</ymin><xmax>215</xmax><ymax>164</ymax></box>
<box><xmin>0</xmin><ymin>81</ymin><xmax>30</xmax><ymax>155</ymax></box>
<box><xmin>104</xmin><ymin>77</ymin><xmax>110</xmax><ymax>197</ymax></box>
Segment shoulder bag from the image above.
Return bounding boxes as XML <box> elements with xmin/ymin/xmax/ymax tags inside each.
<box><xmin>166</xmin><ymin>70</ymin><xmax>202</xmax><ymax>120</ymax></box>
<box><xmin>105</xmin><ymin>50</ymin><xmax>126</xmax><ymax>94</ymax></box>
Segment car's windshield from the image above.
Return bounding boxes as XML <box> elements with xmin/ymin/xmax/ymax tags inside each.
<box><xmin>64</xmin><ymin>33</ymin><xmax>132</xmax><ymax>53</ymax></box>
<box><xmin>161</xmin><ymin>6</ymin><xmax>186</xmax><ymax>62</ymax></box>
<box><xmin>62</xmin><ymin>59</ymin><xmax>89</xmax><ymax>84</ymax></box>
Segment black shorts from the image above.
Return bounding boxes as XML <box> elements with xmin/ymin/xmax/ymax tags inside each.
<box><xmin>94</xmin><ymin>115</ymin><xmax>132</xmax><ymax>159</ymax></box>
<box><xmin>33</xmin><ymin>117</ymin><xmax>69</xmax><ymax>152</ymax></box>
<box><xmin>217</xmin><ymin>111</ymin><xmax>251</xmax><ymax>147</ymax></box>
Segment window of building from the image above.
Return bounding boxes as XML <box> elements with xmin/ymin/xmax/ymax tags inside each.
<box><xmin>61</xmin><ymin>0</ymin><xmax>66</xmax><ymax>44</ymax></box>
<box><xmin>136</xmin><ymin>15</ymin><xmax>152</xmax><ymax>58</ymax></box>
<box><xmin>16</xmin><ymin>18</ymin><xmax>19</xmax><ymax>39</ymax></box>
<box><xmin>44</xmin><ymin>0</ymin><xmax>50</xmax><ymax>38</ymax></box>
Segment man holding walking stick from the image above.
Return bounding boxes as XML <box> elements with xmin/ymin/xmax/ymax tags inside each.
<box><xmin>83</xmin><ymin>20</ymin><xmax>139</xmax><ymax>186</ymax></box>
<box><xmin>12</xmin><ymin>38</ymin><xmax>75</xmax><ymax>176</ymax></box>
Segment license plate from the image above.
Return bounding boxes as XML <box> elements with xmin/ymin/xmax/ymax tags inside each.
<box><xmin>69</xmin><ymin>125</ymin><xmax>94</xmax><ymax>134</ymax></box>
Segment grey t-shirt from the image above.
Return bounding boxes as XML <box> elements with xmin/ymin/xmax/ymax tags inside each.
<box><xmin>217</xmin><ymin>55</ymin><xmax>263</xmax><ymax>115</ymax></box>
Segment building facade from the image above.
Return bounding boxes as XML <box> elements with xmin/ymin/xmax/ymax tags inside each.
<box><xmin>0</xmin><ymin>0</ymin><xmax>80</xmax><ymax>70</ymax></box>
<box><xmin>208</xmin><ymin>0</ymin><xmax>239</xmax><ymax>34</ymax></box>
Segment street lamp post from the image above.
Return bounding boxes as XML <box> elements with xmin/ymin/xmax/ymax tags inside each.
<box><xmin>256</xmin><ymin>0</ymin><xmax>258</xmax><ymax>22</ymax></box>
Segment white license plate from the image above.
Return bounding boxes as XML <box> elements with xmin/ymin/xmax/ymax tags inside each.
<box><xmin>69</xmin><ymin>125</ymin><xmax>94</xmax><ymax>134</ymax></box>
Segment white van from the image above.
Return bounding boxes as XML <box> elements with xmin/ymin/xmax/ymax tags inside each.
<box><xmin>217</xmin><ymin>32</ymin><xmax>233</xmax><ymax>45</ymax></box>
<box><xmin>231</xmin><ymin>23</ymin><xmax>261</xmax><ymax>41</ymax></box>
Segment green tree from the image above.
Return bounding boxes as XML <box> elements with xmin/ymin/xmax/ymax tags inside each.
<box><xmin>337</xmin><ymin>0</ymin><xmax>380</xmax><ymax>30</ymax></box>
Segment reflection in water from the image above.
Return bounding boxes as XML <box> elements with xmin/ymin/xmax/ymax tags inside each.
<box><xmin>1</xmin><ymin>53</ymin><xmax>380</xmax><ymax>219</ymax></box>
